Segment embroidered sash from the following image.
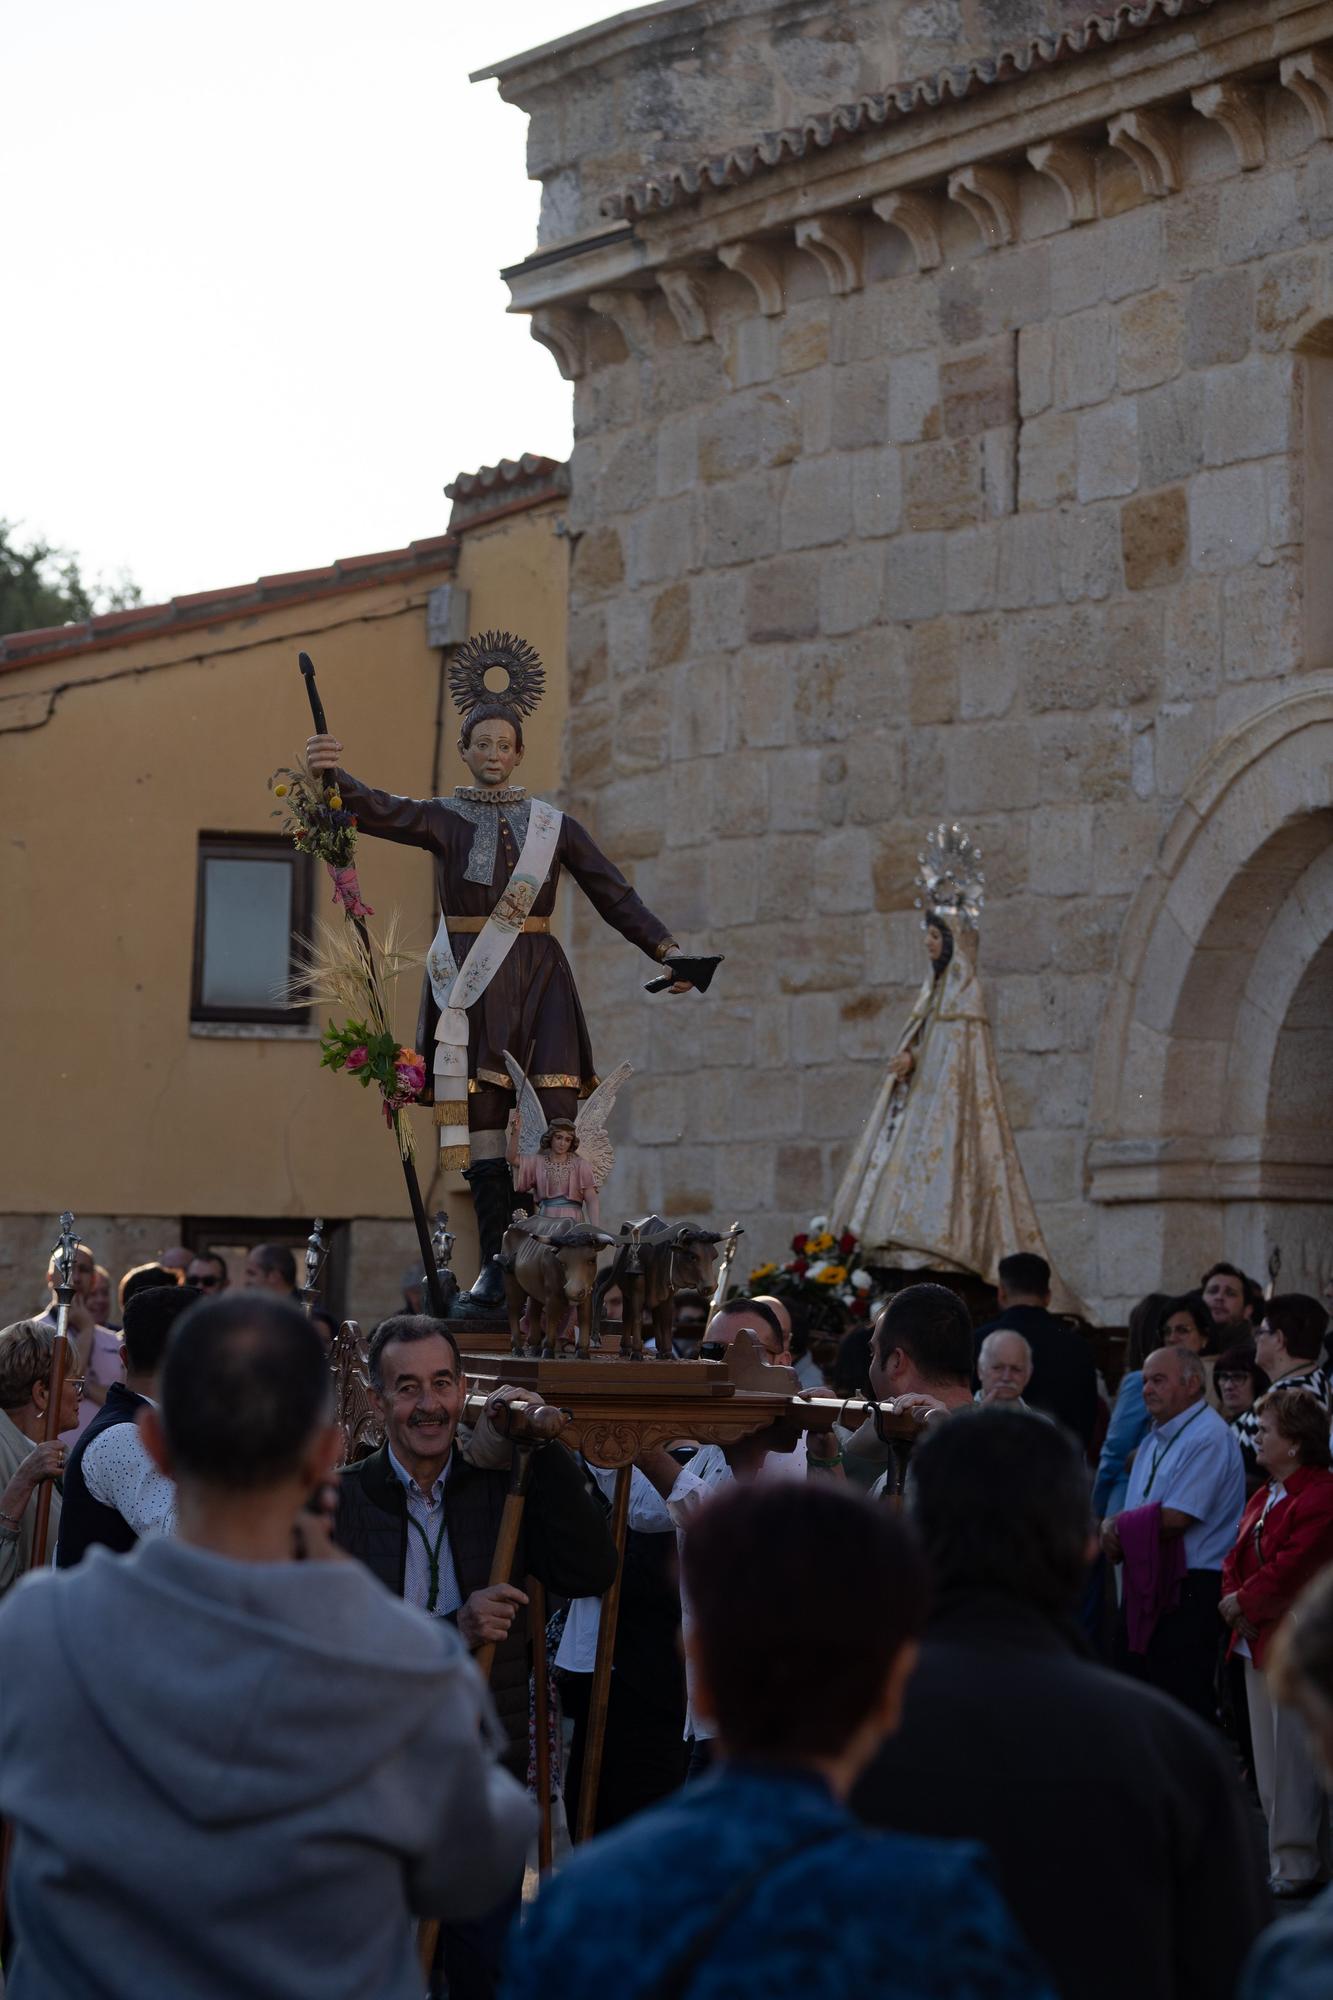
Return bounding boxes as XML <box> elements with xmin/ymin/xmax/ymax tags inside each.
<box><xmin>426</xmin><ymin>797</ymin><xmax>563</xmax><ymax>1158</ymax></box>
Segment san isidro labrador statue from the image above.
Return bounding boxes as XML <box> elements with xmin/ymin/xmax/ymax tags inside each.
<box><xmin>307</xmin><ymin>630</ymin><xmax>721</xmax><ymax>1312</ymax></box>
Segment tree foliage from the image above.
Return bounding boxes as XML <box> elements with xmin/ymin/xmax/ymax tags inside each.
<box><xmin>0</xmin><ymin>520</ymin><xmax>141</xmax><ymax>636</ymax></box>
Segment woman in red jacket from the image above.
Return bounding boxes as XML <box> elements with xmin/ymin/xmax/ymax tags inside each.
<box><xmin>1221</xmin><ymin>1388</ymin><xmax>1333</xmax><ymax>1898</ymax></box>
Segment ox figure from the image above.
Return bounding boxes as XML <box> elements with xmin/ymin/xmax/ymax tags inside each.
<box><xmin>600</xmin><ymin>1216</ymin><xmax>726</xmax><ymax>1360</ymax></box>
<box><xmin>500</xmin><ymin>1215</ymin><xmax>616</xmax><ymax>1360</ymax></box>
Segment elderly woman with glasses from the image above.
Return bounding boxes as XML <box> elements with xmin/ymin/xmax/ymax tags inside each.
<box><xmin>0</xmin><ymin>1319</ymin><xmax>83</xmax><ymax>1595</ymax></box>
<box><xmin>1221</xmin><ymin>1389</ymin><xmax>1333</xmax><ymax>1899</ymax></box>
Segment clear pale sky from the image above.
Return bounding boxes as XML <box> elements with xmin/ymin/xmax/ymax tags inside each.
<box><xmin>5</xmin><ymin>1</ymin><xmax>616</xmax><ymax>605</ymax></box>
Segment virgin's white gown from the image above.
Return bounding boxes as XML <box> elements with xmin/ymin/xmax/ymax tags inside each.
<box><xmin>830</xmin><ymin>936</ymin><xmax>1079</xmax><ymax>1311</ymax></box>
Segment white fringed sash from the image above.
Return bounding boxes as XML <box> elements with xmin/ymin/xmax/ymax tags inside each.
<box><xmin>425</xmin><ymin>798</ymin><xmax>563</xmax><ymax>1157</ymax></box>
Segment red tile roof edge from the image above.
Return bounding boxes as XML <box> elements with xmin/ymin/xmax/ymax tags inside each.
<box><xmin>0</xmin><ymin>535</ymin><xmax>462</xmax><ymax>674</ymax></box>
<box><xmin>602</xmin><ymin>0</ymin><xmax>1221</xmax><ymax>221</ymax></box>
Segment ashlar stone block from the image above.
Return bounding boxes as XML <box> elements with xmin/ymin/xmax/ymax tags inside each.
<box><xmin>996</xmin><ymin>513</ymin><xmax>1060</xmax><ymax>608</ymax></box>
<box><xmin>1222</xmin><ymin>561</ymin><xmax>1303</xmax><ymax>681</ymax></box>
<box><xmin>850</xmin><ymin>446</ymin><xmax>904</xmax><ymax>539</ymax></box>
<box><xmin>1054</xmin><ymin>308</ymin><xmax>1117</xmax><ymax>411</ymax></box>
<box><xmin>1202</xmin><ymin>355</ymin><xmax>1297</xmax><ymax>465</ymax></box>
<box><xmin>1185</xmin><ymin>269</ymin><xmax>1253</xmax><ymax>368</ymax></box>
<box><xmin>1121</xmin><ymin>486</ymin><xmax>1188</xmax><ymax>590</ymax></box>
<box><xmin>1219</xmin><ymin>169</ymin><xmax>1307</xmax><ymax>266</ymax></box>
<box><xmin>705</xmin><ymin>473</ymin><xmax>781</xmax><ymax>568</ymax></box>
<box><xmin>940</xmin><ymin>340</ymin><xmax>1017</xmax><ymax>437</ymax></box>
<box><xmin>903</xmin><ymin>436</ymin><xmax>984</xmax><ymax>531</ymax></box>
<box><xmin>948</xmin><ymin>723</ymin><xmax>1040</xmax><ymax>811</ymax></box>
<box><xmin>781</xmin><ymin>453</ymin><xmax>854</xmax><ymax>550</ymax></box>
<box><xmin>1056</xmin><ymin>506</ymin><xmax>1123</xmax><ymax>603</ymax></box>
<box><xmin>944</xmin><ymin>525</ymin><xmax>1000</xmax><ymax>613</ymax></box>
<box><xmin>1118</xmin><ymin>288</ymin><xmax>1184</xmax><ymax>391</ymax></box>
<box><xmin>820</xmin><ymin>544</ymin><xmax>884</xmax><ymax>635</ymax></box>
<box><xmin>1189</xmin><ymin>463</ymin><xmax>1269</xmax><ymax>571</ymax></box>
<box><xmin>1163</xmin><ymin>573</ymin><xmax>1223</xmax><ymax>698</ymax></box>
<box><xmin>1138</xmin><ymin>375</ymin><xmax>1204</xmax><ymax>488</ymax></box>
<box><xmin>745</xmin><ymin>554</ymin><xmax>821</xmax><ymax>642</ymax></box>
<box><xmin>1018</xmin><ymin>322</ymin><xmax>1055</xmax><ymax>419</ymax></box>
<box><xmin>1018</xmin><ymin>410</ymin><xmax>1076</xmax><ymax>509</ymax></box>
<box><xmin>888</xmin><ymin>351</ymin><xmax>941</xmax><ymax>444</ymax></box>
<box><xmin>883</xmin><ymin>533</ymin><xmax>946</xmax><ymax>621</ymax></box>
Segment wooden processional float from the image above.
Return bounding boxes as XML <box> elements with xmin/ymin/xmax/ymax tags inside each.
<box><xmin>326</xmin><ymin>1262</ymin><xmax>928</xmax><ymax>1895</ymax></box>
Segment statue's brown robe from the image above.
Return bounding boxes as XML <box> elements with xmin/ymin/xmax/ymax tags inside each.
<box><xmin>334</xmin><ymin>773</ymin><xmax>673</xmax><ymax>1111</ymax></box>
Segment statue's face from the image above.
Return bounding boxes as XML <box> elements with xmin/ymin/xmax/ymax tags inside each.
<box><xmin>549</xmin><ymin>1128</ymin><xmax>574</xmax><ymax>1156</ymax></box>
<box><xmin>926</xmin><ymin>924</ymin><xmax>945</xmax><ymax>963</ymax></box>
<box><xmin>459</xmin><ymin>718</ymin><xmax>522</xmax><ymax>788</ymax></box>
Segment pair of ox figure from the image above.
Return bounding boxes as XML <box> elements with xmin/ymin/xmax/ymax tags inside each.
<box><xmin>307</xmin><ymin>632</ymin><xmax>707</xmax><ymax>1311</ymax></box>
<box><xmin>831</xmin><ymin>825</ymin><xmax>1079</xmax><ymax>1312</ymax></box>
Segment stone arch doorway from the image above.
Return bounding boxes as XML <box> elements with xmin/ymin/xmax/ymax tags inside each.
<box><xmin>1088</xmin><ymin>677</ymin><xmax>1333</xmax><ymax>1316</ymax></box>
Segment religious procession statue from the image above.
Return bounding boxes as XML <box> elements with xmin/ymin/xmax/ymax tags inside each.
<box><xmin>830</xmin><ymin>824</ymin><xmax>1079</xmax><ymax>1312</ymax></box>
<box><xmin>307</xmin><ymin>631</ymin><xmax>707</xmax><ymax>1311</ymax></box>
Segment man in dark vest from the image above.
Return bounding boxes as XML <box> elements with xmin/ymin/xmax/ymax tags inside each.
<box><xmin>56</xmin><ymin>1285</ymin><xmax>198</xmax><ymax>1567</ymax></box>
<box><xmin>334</xmin><ymin>1315</ymin><xmax>617</xmax><ymax>2000</ymax></box>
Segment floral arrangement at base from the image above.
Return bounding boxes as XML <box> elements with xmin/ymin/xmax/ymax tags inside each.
<box><xmin>748</xmin><ymin>1215</ymin><xmax>879</xmax><ymax>1323</ymax></box>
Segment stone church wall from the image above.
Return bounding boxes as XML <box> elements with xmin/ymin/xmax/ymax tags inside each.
<box><xmin>492</xmin><ymin>0</ymin><xmax>1333</xmax><ymax>1313</ymax></box>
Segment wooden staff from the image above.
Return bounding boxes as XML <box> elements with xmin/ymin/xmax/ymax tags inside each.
<box><xmin>575</xmin><ymin>1462</ymin><xmax>631</xmax><ymax>1843</ymax></box>
<box><xmin>297</xmin><ymin>651</ymin><xmax>444</xmax><ymax>1317</ymax></box>
<box><xmin>473</xmin><ymin>1441</ymin><xmax>537</xmax><ymax>1684</ymax></box>
<box><xmin>417</xmin><ymin>1422</ymin><xmax>557</xmax><ymax>1981</ymax></box>
<box><xmin>528</xmin><ymin>1576</ymin><xmax>553</xmax><ymax>1871</ymax></box>
<box><xmin>31</xmin><ymin>1214</ymin><xmax>78</xmax><ymax>1569</ymax></box>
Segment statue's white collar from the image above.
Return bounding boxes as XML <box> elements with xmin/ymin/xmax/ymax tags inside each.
<box><xmin>451</xmin><ymin>784</ymin><xmax>529</xmax><ymax>805</ymax></box>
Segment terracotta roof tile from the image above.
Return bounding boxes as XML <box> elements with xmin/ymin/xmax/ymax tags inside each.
<box><xmin>445</xmin><ymin>453</ymin><xmax>571</xmax><ymax>530</ymax></box>
<box><xmin>1</xmin><ymin>459</ymin><xmax>569</xmax><ymax>674</ymax></box>
<box><xmin>0</xmin><ymin>536</ymin><xmax>461</xmax><ymax>674</ymax></box>
<box><xmin>602</xmin><ymin>0</ymin><xmax>1220</xmax><ymax>221</ymax></box>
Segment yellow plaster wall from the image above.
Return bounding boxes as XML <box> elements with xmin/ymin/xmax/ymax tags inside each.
<box><xmin>1</xmin><ymin>502</ymin><xmax>568</xmax><ymax>1277</ymax></box>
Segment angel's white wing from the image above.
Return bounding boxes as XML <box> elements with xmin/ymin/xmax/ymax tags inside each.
<box><xmin>503</xmin><ymin>1050</ymin><xmax>548</xmax><ymax>1159</ymax></box>
<box><xmin>576</xmin><ymin>1061</ymin><xmax>634</xmax><ymax>1188</ymax></box>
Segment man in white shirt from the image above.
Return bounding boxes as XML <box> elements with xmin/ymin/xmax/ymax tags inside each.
<box><xmin>55</xmin><ymin>1284</ymin><xmax>199</xmax><ymax>1567</ymax></box>
<box><xmin>1102</xmin><ymin>1344</ymin><xmax>1245</xmax><ymax>1720</ymax></box>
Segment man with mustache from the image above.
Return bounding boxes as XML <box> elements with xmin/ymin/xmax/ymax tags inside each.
<box><xmin>334</xmin><ymin>1316</ymin><xmax>616</xmax><ymax>2000</ymax></box>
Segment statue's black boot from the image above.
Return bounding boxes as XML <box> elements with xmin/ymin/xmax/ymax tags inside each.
<box><xmin>454</xmin><ymin>1157</ymin><xmax>515</xmax><ymax>1316</ymax></box>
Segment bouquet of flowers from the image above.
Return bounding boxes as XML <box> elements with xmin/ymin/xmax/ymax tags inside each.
<box><xmin>269</xmin><ymin>757</ymin><xmax>371</xmax><ymax>917</ymax></box>
<box><xmin>320</xmin><ymin>1022</ymin><xmax>427</xmax><ymax>1124</ymax></box>
<box><xmin>749</xmin><ymin>1214</ymin><xmax>879</xmax><ymax>1323</ymax></box>
<box><xmin>287</xmin><ymin>913</ymin><xmax>425</xmax><ymax>1162</ymax></box>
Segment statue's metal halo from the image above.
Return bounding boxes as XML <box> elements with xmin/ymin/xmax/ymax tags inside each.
<box><xmin>449</xmin><ymin>630</ymin><xmax>546</xmax><ymax>720</ymax></box>
<box><xmin>912</xmin><ymin>822</ymin><xmax>986</xmax><ymax>933</ymax></box>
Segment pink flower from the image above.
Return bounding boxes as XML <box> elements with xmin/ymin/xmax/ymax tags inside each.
<box><xmin>344</xmin><ymin>1046</ymin><xmax>369</xmax><ymax>1073</ymax></box>
<box><xmin>394</xmin><ymin>1058</ymin><xmax>426</xmax><ymax>1098</ymax></box>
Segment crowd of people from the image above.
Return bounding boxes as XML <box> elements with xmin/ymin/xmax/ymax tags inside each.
<box><xmin>0</xmin><ymin>1236</ymin><xmax>1332</xmax><ymax>1999</ymax></box>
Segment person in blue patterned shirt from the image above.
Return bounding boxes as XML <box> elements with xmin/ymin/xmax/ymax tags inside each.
<box><xmin>501</xmin><ymin>1481</ymin><xmax>1054</xmax><ymax>2000</ymax></box>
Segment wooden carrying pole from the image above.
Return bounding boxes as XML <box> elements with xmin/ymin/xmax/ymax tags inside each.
<box><xmin>30</xmin><ymin>1215</ymin><xmax>77</xmax><ymax>1569</ymax></box>
<box><xmin>575</xmin><ymin>1462</ymin><xmax>632</xmax><ymax>1843</ymax></box>
<box><xmin>472</xmin><ymin>1442</ymin><xmax>537</xmax><ymax>1684</ymax></box>
<box><xmin>528</xmin><ymin>1577</ymin><xmax>553</xmax><ymax>1872</ymax></box>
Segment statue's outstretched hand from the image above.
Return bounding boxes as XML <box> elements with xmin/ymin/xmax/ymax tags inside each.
<box><xmin>307</xmin><ymin>733</ymin><xmax>343</xmax><ymax>773</ymax></box>
<box><xmin>667</xmin><ymin>979</ymin><xmax>695</xmax><ymax>994</ymax></box>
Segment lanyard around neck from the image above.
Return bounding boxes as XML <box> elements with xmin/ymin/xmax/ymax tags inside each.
<box><xmin>1144</xmin><ymin>1403</ymin><xmax>1207</xmax><ymax>1497</ymax></box>
<box><xmin>405</xmin><ymin>1493</ymin><xmax>449</xmax><ymax>1614</ymax></box>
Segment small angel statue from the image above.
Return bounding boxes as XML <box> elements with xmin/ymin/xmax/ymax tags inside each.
<box><xmin>503</xmin><ymin>1052</ymin><xmax>632</xmax><ymax>1230</ymax></box>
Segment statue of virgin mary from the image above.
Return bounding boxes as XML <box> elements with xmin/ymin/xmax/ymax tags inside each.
<box><xmin>830</xmin><ymin>825</ymin><xmax>1079</xmax><ymax>1310</ymax></box>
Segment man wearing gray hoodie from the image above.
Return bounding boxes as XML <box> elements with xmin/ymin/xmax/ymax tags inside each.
<box><xmin>0</xmin><ymin>1293</ymin><xmax>535</xmax><ymax>2000</ymax></box>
